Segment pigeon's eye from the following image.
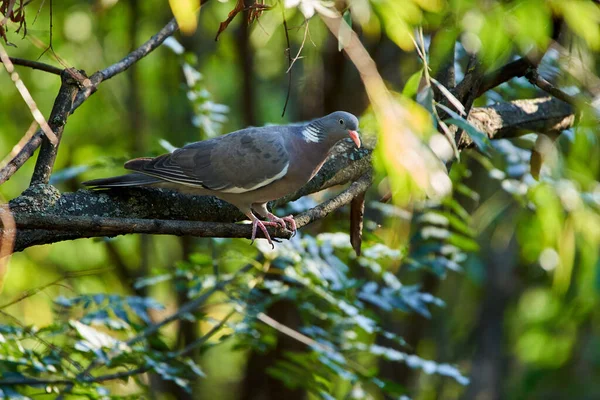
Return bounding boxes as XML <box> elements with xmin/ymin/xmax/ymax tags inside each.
<box><xmin>339</xmin><ymin>119</ymin><xmax>344</xmax><ymax>125</ymax></box>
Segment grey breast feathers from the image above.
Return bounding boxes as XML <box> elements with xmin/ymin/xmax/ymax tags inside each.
<box><xmin>124</xmin><ymin>127</ymin><xmax>291</xmax><ymax>194</ymax></box>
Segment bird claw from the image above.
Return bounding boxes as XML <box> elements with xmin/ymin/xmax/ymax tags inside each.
<box><xmin>267</xmin><ymin>213</ymin><xmax>297</xmax><ymax>236</ymax></box>
<box><xmin>250</xmin><ymin>219</ymin><xmax>279</xmax><ymax>248</ymax></box>
<box><xmin>281</xmin><ymin>215</ymin><xmax>297</xmax><ymax>236</ymax></box>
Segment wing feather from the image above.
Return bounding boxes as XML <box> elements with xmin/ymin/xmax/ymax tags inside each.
<box><xmin>124</xmin><ymin>127</ymin><xmax>291</xmax><ymax>193</ymax></box>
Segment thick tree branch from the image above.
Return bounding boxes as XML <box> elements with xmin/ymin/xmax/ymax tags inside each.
<box><xmin>6</xmin><ymin>143</ymin><xmax>371</xmax><ymax>251</ymax></box>
<box><xmin>467</xmin><ymin>96</ymin><xmax>574</xmax><ymax>141</ymax></box>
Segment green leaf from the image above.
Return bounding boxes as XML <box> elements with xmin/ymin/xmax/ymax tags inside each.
<box><xmin>445</xmin><ymin>118</ymin><xmax>492</xmax><ymax>155</ymax></box>
<box><xmin>402</xmin><ymin>69</ymin><xmax>423</xmax><ymax>99</ymax></box>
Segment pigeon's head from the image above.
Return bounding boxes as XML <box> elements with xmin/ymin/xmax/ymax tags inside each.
<box><xmin>303</xmin><ymin>111</ymin><xmax>361</xmax><ymax>148</ymax></box>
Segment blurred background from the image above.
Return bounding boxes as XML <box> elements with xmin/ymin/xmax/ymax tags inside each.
<box><xmin>1</xmin><ymin>0</ymin><xmax>600</xmax><ymax>399</ymax></box>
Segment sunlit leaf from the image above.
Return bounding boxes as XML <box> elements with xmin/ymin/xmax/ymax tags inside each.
<box><xmin>402</xmin><ymin>68</ymin><xmax>424</xmax><ymax>99</ymax></box>
<box><xmin>169</xmin><ymin>0</ymin><xmax>200</xmax><ymax>35</ymax></box>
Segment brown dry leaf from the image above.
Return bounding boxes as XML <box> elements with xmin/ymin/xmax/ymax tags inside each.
<box><xmin>214</xmin><ymin>0</ymin><xmax>270</xmax><ymax>41</ymax></box>
<box><xmin>350</xmin><ymin>191</ymin><xmax>366</xmax><ymax>256</ymax></box>
<box><xmin>215</xmin><ymin>0</ymin><xmax>245</xmax><ymax>41</ymax></box>
<box><xmin>0</xmin><ymin>0</ymin><xmax>27</xmax><ymax>43</ymax></box>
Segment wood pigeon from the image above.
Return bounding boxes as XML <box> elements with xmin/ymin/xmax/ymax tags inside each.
<box><xmin>83</xmin><ymin>111</ymin><xmax>361</xmax><ymax>246</ymax></box>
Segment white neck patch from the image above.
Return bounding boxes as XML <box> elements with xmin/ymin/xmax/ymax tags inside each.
<box><xmin>302</xmin><ymin>125</ymin><xmax>321</xmax><ymax>143</ymax></box>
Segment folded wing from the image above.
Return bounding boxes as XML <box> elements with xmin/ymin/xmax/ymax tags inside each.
<box><xmin>125</xmin><ymin>127</ymin><xmax>290</xmax><ymax>194</ymax></box>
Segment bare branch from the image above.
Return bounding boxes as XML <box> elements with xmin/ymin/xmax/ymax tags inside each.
<box><xmin>0</xmin><ymin>268</ymin><xmax>110</xmax><ymax>310</ymax></box>
<box><xmin>478</xmin><ymin>57</ymin><xmax>532</xmax><ymax>96</ymax></box>
<box><xmin>0</xmin><ymin>130</ymin><xmax>45</xmax><ymax>185</ymax></box>
<box><xmin>453</xmin><ymin>54</ymin><xmax>485</xmax><ymax>114</ymax></box>
<box><xmin>71</xmin><ymin>18</ymin><xmax>180</xmax><ymax>112</ymax></box>
<box><xmin>71</xmin><ymin>18</ymin><xmax>181</xmax><ymax>112</ymax></box>
<box><xmin>0</xmin><ymin>67</ymin><xmax>83</xmax><ymax>186</ymax></box>
<box><xmin>30</xmin><ymin>69</ymin><xmax>82</xmax><ymax>185</ymax></box>
<box><xmin>525</xmin><ymin>69</ymin><xmax>580</xmax><ymax>106</ymax></box>
<box><xmin>2</xmin><ymin>56</ymin><xmax>62</xmax><ymax>75</ymax></box>
<box><xmin>292</xmin><ymin>172</ymin><xmax>372</xmax><ymax>229</ymax></box>
<box><xmin>8</xmin><ymin>157</ymin><xmax>372</xmax><ymax>251</ymax></box>
<box><xmin>102</xmin><ymin>18</ymin><xmax>179</xmax><ymax>80</ymax></box>
<box><xmin>280</xmin><ymin>3</ymin><xmax>292</xmax><ymax>117</ymax></box>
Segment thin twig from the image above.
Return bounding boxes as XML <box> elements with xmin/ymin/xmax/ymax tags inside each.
<box><xmin>36</xmin><ymin>0</ymin><xmax>55</xmax><ymax>60</ymax></box>
<box><xmin>256</xmin><ymin>310</ymin><xmax>371</xmax><ymax>376</ymax></box>
<box><xmin>172</xmin><ymin>309</ymin><xmax>236</xmax><ymax>357</ymax></box>
<box><xmin>0</xmin><ymin>130</ymin><xmax>45</xmax><ymax>185</ymax></box>
<box><xmin>1</xmin><ymin>56</ymin><xmax>62</xmax><ymax>75</ymax></box>
<box><xmin>286</xmin><ymin>20</ymin><xmax>309</xmax><ymax>74</ymax></box>
<box><xmin>0</xmin><ymin>121</ymin><xmax>38</xmax><ymax>170</ymax></box>
<box><xmin>100</xmin><ymin>18</ymin><xmax>179</xmax><ymax>81</ymax></box>
<box><xmin>71</xmin><ymin>18</ymin><xmax>180</xmax><ymax>112</ymax></box>
<box><xmin>0</xmin><ymin>268</ymin><xmax>111</xmax><ymax>310</ymax></box>
<box><xmin>280</xmin><ymin>3</ymin><xmax>292</xmax><ymax>117</ymax></box>
<box><xmin>257</xmin><ymin>311</ymin><xmax>318</xmax><ymax>347</ymax></box>
<box><xmin>526</xmin><ymin>69</ymin><xmax>580</xmax><ymax>106</ymax></box>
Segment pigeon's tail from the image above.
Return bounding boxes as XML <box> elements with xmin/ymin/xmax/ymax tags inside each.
<box><xmin>82</xmin><ymin>172</ymin><xmax>161</xmax><ymax>188</ymax></box>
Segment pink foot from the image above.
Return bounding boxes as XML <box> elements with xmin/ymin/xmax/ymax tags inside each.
<box><xmin>267</xmin><ymin>213</ymin><xmax>297</xmax><ymax>236</ymax></box>
<box><xmin>251</xmin><ymin>219</ymin><xmax>280</xmax><ymax>248</ymax></box>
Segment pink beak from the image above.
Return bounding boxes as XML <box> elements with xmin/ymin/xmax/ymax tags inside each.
<box><xmin>348</xmin><ymin>130</ymin><xmax>361</xmax><ymax>148</ymax></box>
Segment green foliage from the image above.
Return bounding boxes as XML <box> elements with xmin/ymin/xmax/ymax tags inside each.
<box><xmin>0</xmin><ymin>217</ymin><xmax>476</xmax><ymax>397</ymax></box>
